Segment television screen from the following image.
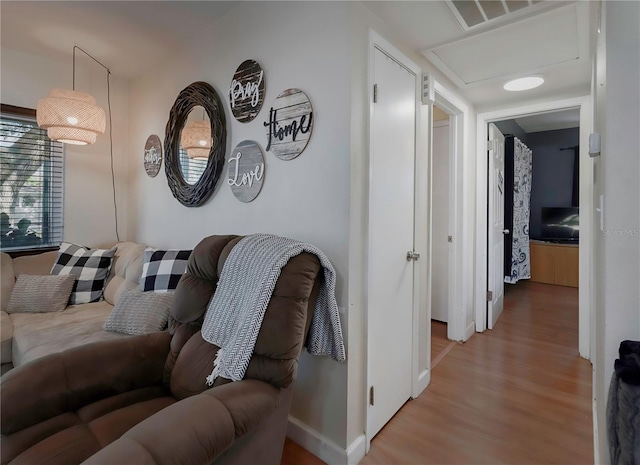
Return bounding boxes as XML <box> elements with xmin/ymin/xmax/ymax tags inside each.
<box><xmin>541</xmin><ymin>207</ymin><xmax>579</xmax><ymax>243</ymax></box>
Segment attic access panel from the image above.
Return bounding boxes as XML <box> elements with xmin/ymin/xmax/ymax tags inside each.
<box><xmin>445</xmin><ymin>0</ymin><xmax>551</xmax><ymax>31</ymax></box>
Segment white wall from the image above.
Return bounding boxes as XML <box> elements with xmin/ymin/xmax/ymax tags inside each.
<box><xmin>593</xmin><ymin>1</ymin><xmax>640</xmax><ymax>462</ymax></box>
<box><xmin>127</xmin><ymin>1</ymin><xmax>351</xmax><ymax>449</ymax></box>
<box><xmin>1</xmin><ymin>47</ymin><xmax>130</xmax><ymax>248</ymax></box>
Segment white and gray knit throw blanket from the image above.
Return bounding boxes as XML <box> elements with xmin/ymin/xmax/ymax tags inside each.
<box><xmin>201</xmin><ymin>234</ymin><xmax>346</xmax><ymax>385</ymax></box>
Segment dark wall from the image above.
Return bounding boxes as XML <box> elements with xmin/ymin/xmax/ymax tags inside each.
<box><xmin>495</xmin><ymin>119</ymin><xmax>528</xmax><ymax>144</ymax></box>
<box><xmin>527</xmin><ymin>127</ymin><xmax>580</xmax><ymax>239</ymax></box>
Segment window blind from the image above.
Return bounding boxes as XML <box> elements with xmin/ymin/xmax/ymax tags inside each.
<box><xmin>0</xmin><ymin>106</ymin><xmax>64</xmax><ymax>251</ymax></box>
<box><xmin>179</xmin><ymin>147</ymin><xmax>207</xmax><ymax>185</ymax></box>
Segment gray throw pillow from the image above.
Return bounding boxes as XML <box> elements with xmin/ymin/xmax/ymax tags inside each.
<box><xmin>6</xmin><ymin>274</ymin><xmax>75</xmax><ymax>313</ymax></box>
<box><xmin>104</xmin><ymin>288</ymin><xmax>173</xmax><ymax>335</ymax></box>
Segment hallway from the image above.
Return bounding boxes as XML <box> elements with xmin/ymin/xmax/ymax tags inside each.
<box><xmin>282</xmin><ymin>281</ymin><xmax>593</xmax><ymax>465</ymax></box>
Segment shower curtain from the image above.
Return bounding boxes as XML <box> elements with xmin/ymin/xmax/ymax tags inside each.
<box><xmin>504</xmin><ymin>136</ymin><xmax>532</xmax><ymax>284</ymax></box>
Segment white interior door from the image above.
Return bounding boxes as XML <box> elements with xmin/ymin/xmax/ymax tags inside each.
<box><xmin>368</xmin><ymin>47</ymin><xmax>416</xmax><ymax>439</ymax></box>
<box><xmin>431</xmin><ymin>121</ymin><xmax>450</xmax><ymax>323</ymax></box>
<box><xmin>487</xmin><ymin>123</ymin><xmax>506</xmax><ymax>329</ymax></box>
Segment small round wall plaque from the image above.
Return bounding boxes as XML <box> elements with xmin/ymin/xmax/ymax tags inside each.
<box><xmin>227</xmin><ymin>140</ymin><xmax>265</xmax><ymax>203</ymax></box>
<box><xmin>143</xmin><ymin>134</ymin><xmax>163</xmax><ymax>177</ymax></box>
<box><xmin>229</xmin><ymin>60</ymin><xmax>265</xmax><ymax>123</ymax></box>
<box><xmin>264</xmin><ymin>89</ymin><xmax>313</xmax><ymax>161</ymax></box>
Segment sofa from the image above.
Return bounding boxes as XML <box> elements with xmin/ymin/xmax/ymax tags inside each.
<box><xmin>1</xmin><ymin>234</ymin><xmax>323</xmax><ymax>465</ymax></box>
<box><xmin>0</xmin><ymin>242</ymin><xmax>148</xmax><ymax>374</ymax></box>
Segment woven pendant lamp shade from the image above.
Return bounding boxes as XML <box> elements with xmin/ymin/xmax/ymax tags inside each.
<box><xmin>181</xmin><ymin>120</ymin><xmax>211</xmax><ymax>159</ymax></box>
<box><xmin>37</xmin><ymin>88</ymin><xmax>106</xmax><ymax>145</ymax></box>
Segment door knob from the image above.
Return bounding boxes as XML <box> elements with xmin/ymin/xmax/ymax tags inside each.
<box><xmin>503</xmin><ymin>229</ymin><xmax>510</xmax><ymax>234</ymax></box>
<box><xmin>406</xmin><ymin>251</ymin><xmax>420</xmax><ymax>261</ymax></box>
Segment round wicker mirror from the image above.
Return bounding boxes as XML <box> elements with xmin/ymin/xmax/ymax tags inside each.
<box><xmin>164</xmin><ymin>81</ymin><xmax>226</xmax><ymax>207</ymax></box>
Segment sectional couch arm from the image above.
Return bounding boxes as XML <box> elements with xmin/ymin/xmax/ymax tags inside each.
<box><xmin>0</xmin><ymin>311</ymin><xmax>13</xmax><ymax>367</ymax></box>
<box><xmin>1</xmin><ymin>331</ymin><xmax>171</xmax><ymax>435</ymax></box>
<box><xmin>82</xmin><ymin>379</ymin><xmax>282</xmax><ymax>465</ymax></box>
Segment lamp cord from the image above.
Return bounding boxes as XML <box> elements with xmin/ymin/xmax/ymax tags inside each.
<box><xmin>107</xmin><ymin>70</ymin><xmax>119</xmax><ymax>242</ymax></box>
<box><xmin>73</xmin><ymin>45</ymin><xmax>119</xmax><ymax>242</ymax></box>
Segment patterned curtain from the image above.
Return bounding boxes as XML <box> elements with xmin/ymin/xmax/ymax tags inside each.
<box><xmin>505</xmin><ymin>137</ymin><xmax>532</xmax><ymax>284</ymax></box>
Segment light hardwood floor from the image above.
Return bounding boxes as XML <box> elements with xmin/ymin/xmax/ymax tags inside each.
<box><xmin>281</xmin><ymin>281</ymin><xmax>593</xmax><ymax>465</ymax></box>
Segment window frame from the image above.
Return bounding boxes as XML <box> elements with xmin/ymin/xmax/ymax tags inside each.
<box><xmin>1</xmin><ymin>104</ymin><xmax>63</xmax><ymax>257</ymax></box>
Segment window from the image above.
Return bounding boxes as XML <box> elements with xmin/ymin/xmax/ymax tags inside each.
<box><xmin>0</xmin><ymin>105</ymin><xmax>63</xmax><ymax>251</ymax></box>
<box><xmin>179</xmin><ymin>147</ymin><xmax>207</xmax><ymax>184</ymax></box>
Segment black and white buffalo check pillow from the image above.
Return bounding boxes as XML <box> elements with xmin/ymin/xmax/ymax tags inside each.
<box><xmin>140</xmin><ymin>248</ymin><xmax>191</xmax><ymax>293</ymax></box>
<box><xmin>50</xmin><ymin>242</ymin><xmax>117</xmax><ymax>305</ymax></box>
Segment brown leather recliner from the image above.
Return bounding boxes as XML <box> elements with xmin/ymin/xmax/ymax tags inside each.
<box><xmin>1</xmin><ymin>235</ymin><xmax>322</xmax><ymax>465</ymax></box>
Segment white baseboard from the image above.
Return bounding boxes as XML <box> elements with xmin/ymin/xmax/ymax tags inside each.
<box><xmin>346</xmin><ymin>434</ymin><xmax>366</xmax><ymax>465</ymax></box>
<box><xmin>465</xmin><ymin>321</ymin><xmax>475</xmax><ymax>341</ymax></box>
<box><xmin>287</xmin><ymin>416</ymin><xmax>366</xmax><ymax>465</ymax></box>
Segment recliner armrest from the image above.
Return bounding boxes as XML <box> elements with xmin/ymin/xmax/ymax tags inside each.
<box><xmin>1</xmin><ymin>331</ymin><xmax>171</xmax><ymax>435</ymax></box>
<box><xmin>81</xmin><ymin>379</ymin><xmax>280</xmax><ymax>465</ymax></box>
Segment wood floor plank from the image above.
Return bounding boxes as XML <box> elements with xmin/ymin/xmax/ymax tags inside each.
<box><xmin>281</xmin><ymin>281</ymin><xmax>593</xmax><ymax>465</ymax></box>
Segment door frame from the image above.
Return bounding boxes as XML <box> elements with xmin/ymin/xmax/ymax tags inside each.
<box><xmin>432</xmin><ymin>83</ymin><xmax>469</xmax><ymax>342</ymax></box>
<box><xmin>365</xmin><ymin>29</ymin><xmax>428</xmax><ymax>450</ymax></box>
<box><xmin>474</xmin><ymin>96</ymin><xmax>593</xmax><ymax>359</ymax></box>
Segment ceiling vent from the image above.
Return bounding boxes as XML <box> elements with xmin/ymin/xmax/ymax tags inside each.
<box><xmin>445</xmin><ymin>0</ymin><xmax>551</xmax><ymax>31</ymax></box>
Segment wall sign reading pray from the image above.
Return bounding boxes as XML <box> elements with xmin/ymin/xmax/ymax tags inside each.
<box><xmin>264</xmin><ymin>89</ymin><xmax>313</xmax><ymax>161</ymax></box>
<box><xmin>229</xmin><ymin>60</ymin><xmax>265</xmax><ymax>123</ymax></box>
<box><xmin>227</xmin><ymin>140</ymin><xmax>265</xmax><ymax>203</ymax></box>
<box><xmin>143</xmin><ymin>134</ymin><xmax>163</xmax><ymax>177</ymax></box>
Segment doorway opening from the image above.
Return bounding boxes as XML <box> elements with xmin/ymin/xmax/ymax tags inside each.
<box><xmin>495</xmin><ymin>111</ymin><xmax>581</xmax><ymax>349</ymax></box>
<box><xmin>430</xmin><ymin>104</ymin><xmax>454</xmax><ymax>366</ymax></box>
<box><xmin>476</xmin><ymin>97</ymin><xmax>593</xmax><ymax>359</ymax></box>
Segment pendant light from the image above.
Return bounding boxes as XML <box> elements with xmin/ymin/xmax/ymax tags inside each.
<box><xmin>37</xmin><ymin>46</ymin><xmax>108</xmax><ymax>145</ymax></box>
<box><xmin>181</xmin><ymin>110</ymin><xmax>211</xmax><ymax>160</ymax></box>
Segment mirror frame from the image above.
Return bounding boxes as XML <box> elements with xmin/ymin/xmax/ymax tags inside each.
<box><xmin>164</xmin><ymin>81</ymin><xmax>226</xmax><ymax>207</ymax></box>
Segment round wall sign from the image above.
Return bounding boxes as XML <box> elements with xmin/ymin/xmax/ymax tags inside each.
<box><xmin>227</xmin><ymin>140</ymin><xmax>265</xmax><ymax>203</ymax></box>
<box><xmin>229</xmin><ymin>59</ymin><xmax>265</xmax><ymax>123</ymax></box>
<box><xmin>143</xmin><ymin>134</ymin><xmax>163</xmax><ymax>177</ymax></box>
<box><xmin>264</xmin><ymin>89</ymin><xmax>313</xmax><ymax>161</ymax></box>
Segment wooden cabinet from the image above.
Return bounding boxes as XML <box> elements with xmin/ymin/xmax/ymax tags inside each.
<box><xmin>530</xmin><ymin>241</ymin><xmax>579</xmax><ymax>287</ymax></box>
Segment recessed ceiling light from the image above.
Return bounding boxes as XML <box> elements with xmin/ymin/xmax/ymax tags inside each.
<box><xmin>503</xmin><ymin>76</ymin><xmax>545</xmax><ymax>91</ymax></box>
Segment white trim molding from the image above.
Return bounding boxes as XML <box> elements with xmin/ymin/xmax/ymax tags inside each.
<box><xmin>287</xmin><ymin>417</ymin><xmax>366</xmax><ymax>465</ymax></box>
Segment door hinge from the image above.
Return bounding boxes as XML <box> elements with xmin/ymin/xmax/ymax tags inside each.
<box><xmin>487</xmin><ymin>139</ymin><xmax>496</xmax><ymax>152</ymax></box>
<box><xmin>373</xmin><ymin>84</ymin><xmax>378</xmax><ymax>103</ymax></box>
<box><xmin>369</xmin><ymin>386</ymin><xmax>375</xmax><ymax>406</ymax></box>
<box><xmin>448</xmin><ymin>236</ymin><xmax>453</xmax><ymax>243</ymax></box>
<box><xmin>486</xmin><ymin>290</ymin><xmax>493</xmax><ymax>301</ymax></box>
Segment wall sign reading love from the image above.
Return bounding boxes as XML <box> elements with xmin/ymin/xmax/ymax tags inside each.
<box><xmin>264</xmin><ymin>88</ymin><xmax>313</xmax><ymax>161</ymax></box>
<box><xmin>143</xmin><ymin>134</ymin><xmax>162</xmax><ymax>177</ymax></box>
<box><xmin>229</xmin><ymin>60</ymin><xmax>265</xmax><ymax>123</ymax></box>
<box><xmin>227</xmin><ymin>140</ymin><xmax>265</xmax><ymax>203</ymax></box>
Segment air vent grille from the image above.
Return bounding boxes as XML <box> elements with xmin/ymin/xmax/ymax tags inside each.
<box><xmin>445</xmin><ymin>0</ymin><xmax>548</xmax><ymax>31</ymax></box>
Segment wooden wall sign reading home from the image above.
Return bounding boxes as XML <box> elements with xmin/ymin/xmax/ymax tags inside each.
<box><xmin>229</xmin><ymin>60</ymin><xmax>265</xmax><ymax>123</ymax></box>
<box><xmin>227</xmin><ymin>140</ymin><xmax>265</xmax><ymax>203</ymax></box>
<box><xmin>144</xmin><ymin>134</ymin><xmax>163</xmax><ymax>177</ymax></box>
<box><xmin>264</xmin><ymin>89</ymin><xmax>313</xmax><ymax>161</ymax></box>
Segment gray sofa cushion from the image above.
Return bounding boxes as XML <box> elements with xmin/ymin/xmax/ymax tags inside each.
<box><xmin>10</xmin><ymin>302</ymin><xmax>128</xmax><ymax>367</ymax></box>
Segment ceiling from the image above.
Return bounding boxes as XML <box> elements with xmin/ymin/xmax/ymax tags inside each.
<box><xmin>514</xmin><ymin>109</ymin><xmax>580</xmax><ymax>133</ymax></box>
<box><xmin>363</xmin><ymin>0</ymin><xmax>596</xmax><ymax>110</ymax></box>
<box><xmin>1</xmin><ymin>1</ymin><xmax>597</xmax><ymax>116</ymax></box>
<box><xmin>0</xmin><ymin>1</ymin><xmax>239</xmax><ymax>79</ymax></box>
